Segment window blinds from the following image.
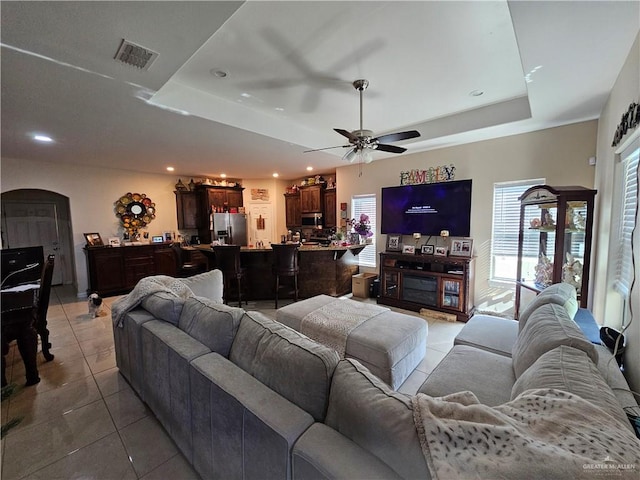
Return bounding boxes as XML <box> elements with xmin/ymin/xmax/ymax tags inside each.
<box><xmin>614</xmin><ymin>140</ymin><xmax>639</xmax><ymax>297</ymax></box>
<box><xmin>351</xmin><ymin>194</ymin><xmax>377</xmax><ymax>267</ymax></box>
<box><xmin>491</xmin><ymin>179</ymin><xmax>544</xmax><ymax>280</ymax></box>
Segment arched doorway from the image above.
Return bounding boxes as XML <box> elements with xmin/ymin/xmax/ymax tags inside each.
<box><xmin>1</xmin><ymin>189</ymin><xmax>75</xmax><ymax>286</ymax></box>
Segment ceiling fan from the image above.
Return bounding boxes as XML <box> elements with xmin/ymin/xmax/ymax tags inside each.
<box><xmin>305</xmin><ymin>79</ymin><xmax>420</xmax><ymax>164</ymax></box>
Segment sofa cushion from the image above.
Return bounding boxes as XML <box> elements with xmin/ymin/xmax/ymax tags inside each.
<box><xmin>325</xmin><ymin>359</ymin><xmax>429</xmax><ymax>480</ymax></box>
<box><xmin>229</xmin><ymin>311</ymin><xmax>340</xmax><ymax>422</ymax></box>
<box><xmin>594</xmin><ymin>344</ymin><xmax>639</xmax><ymax>414</ymax></box>
<box><xmin>418</xmin><ymin>345</ymin><xmax>515</xmax><ymax>406</ymax></box>
<box><xmin>519</xmin><ymin>282</ymin><xmax>578</xmax><ymax>331</ymax></box>
<box><xmin>178</xmin><ymin>296</ymin><xmax>243</xmax><ymax>357</ymax></box>
<box><xmin>179</xmin><ymin>269</ymin><xmax>224</xmax><ymax>303</ymax></box>
<box><xmin>512</xmin><ymin>303</ymin><xmax>598</xmax><ymax>378</ymax></box>
<box><xmin>512</xmin><ymin>345</ymin><xmax>633</xmax><ymax>433</ymax></box>
<box><xmin>140</xmin><ymin>291</ymin><xmax>187</xmax><ymax>326</ymax></box>
<box><xmin>454</xmin><ymin>314</ymin><xmax>518</xmax><ymax>357</ymax></box>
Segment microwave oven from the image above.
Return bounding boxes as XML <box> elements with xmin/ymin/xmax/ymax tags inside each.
<box><xmin>301</xmin><ymin>213</ymin><xmax>323</xmax><ymax>227</ymax></box>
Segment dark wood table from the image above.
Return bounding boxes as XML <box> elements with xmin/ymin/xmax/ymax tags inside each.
<box><xmin>1</xmin><ymin>287</ymin><xmax>40</xmax><ymax>386</ymax></box>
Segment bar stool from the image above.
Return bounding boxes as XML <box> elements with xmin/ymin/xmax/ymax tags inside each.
<box><xmin>213</xmin><ymin>245</ymin><xmax>245</xmax><ymax>307</ymax></box>
<box><xmin>271</xmin><ymin>243</ymin><xmax>299</xmax><ymax>309</ymax></box>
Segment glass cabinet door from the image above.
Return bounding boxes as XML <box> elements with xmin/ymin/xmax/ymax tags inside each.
<box><xmin>383</xmin><ymin>271</ymin><xmax>400</xmax><ymax>299</ymax></box>
<box><xmin>515</xmin><ymin>185</ymin><xmax>596</xmax><ymax>317</ymax></box>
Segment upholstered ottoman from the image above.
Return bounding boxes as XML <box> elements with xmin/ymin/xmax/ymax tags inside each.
<box><xmin>276</xmin><ymin>295</ymin><xmax>427</xmax><ymax>390</ymax></box>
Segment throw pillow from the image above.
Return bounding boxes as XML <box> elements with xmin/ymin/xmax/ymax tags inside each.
<box><xmin>180</xmin><ymin>269</ymin><xmax>223</xmax><ymax>303</ymax></box>
<box><xmin>512</xmin><ymin>345</ymin><xmax>632</xmax><ymax>433</ymax></box>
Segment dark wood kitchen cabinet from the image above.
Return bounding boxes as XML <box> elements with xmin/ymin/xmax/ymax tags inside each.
<box><xmin>175</xmin><ymin>191</ymin><xmax>199</xmax><ymax>229</ymax></box>
<box><xmin>324</xmin><ymin>189</ymin><xmax>336</xmax><ymax>227</ymax></box>
<box><xmin>285</xmin><ymin>192</ymin><xmax>301</xmax><ymax>228</ymax></box>
<box><xmin>300</xmin><ymin>185</ymin><xmax>324</xmax><ymax>213</ymax></box>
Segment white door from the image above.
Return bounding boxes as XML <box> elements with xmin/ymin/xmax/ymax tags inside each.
<box><xmin>248</xmin><ymin>204</ymin><xmax>273</xmax><ymax>247</ymax></box>
<box><xmin>3</xmin><ymin>201</ymin><xmax>64</xmax><ymax>285</ymax></box>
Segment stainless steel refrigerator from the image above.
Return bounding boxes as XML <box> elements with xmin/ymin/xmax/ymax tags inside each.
<box><xmin>210</xmin><ymin>213</ymin><xmax>248</xmax><ymax>246</ymax></box>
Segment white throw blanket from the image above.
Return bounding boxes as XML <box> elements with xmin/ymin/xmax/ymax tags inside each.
<box><xmin>300</xmin><ymin>299</ymin><xmax>388</xmax><ymax>358</ymax></box>
<box><xmin>412</xmin><ymin>388</ymin><xmax>640</xmax><ymax>480</ymax></box>
<box><xmin>111</xmin><ymin>275</ymin><xmax>194</xmax><ymax>327</ymax></box>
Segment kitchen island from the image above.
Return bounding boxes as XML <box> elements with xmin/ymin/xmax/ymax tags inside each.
<box><xmin>196</xmin><ymin>244</ymin><xmax>366</xmax><ymax>300</ymax></box>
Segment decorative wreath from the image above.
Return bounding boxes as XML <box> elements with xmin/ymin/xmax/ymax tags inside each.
<box><xmin>114</xmin><ymin>192</ymin><xmax>156</xmax><ymax>235</ymax></box>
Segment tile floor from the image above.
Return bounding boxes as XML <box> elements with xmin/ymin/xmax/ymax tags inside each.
<box><xmin>1</xmin><ymin>285</ymin><xmax>463</xmax><ymax>480</ymax></box>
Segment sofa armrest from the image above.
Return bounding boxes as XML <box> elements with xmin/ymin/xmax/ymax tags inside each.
<box><xmin>292</xmin><ymin>423</ymin><xmax>405</xmax><ymax>480</ymax></box>
<box><xmin>190</xmin><ymin>352</ymin><xmax>315</xmax><ymax>480</ymax></box>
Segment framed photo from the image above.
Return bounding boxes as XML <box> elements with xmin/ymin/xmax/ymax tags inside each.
<box><xmin>152</xmin><ymin>235</ymin><xmax>164</xmax><ymax>244</ymax></box>
<box><xmin>450</xmin><ymin>238</ymin><xmax>473</xmax><ymax>257</ymax></box>
<box><xmin>421</xmin><ymin>244</ymin><xmax>434</xmax><ymax>255</ymax></box>
<box><xmin>386</xmin><ymin>234</ymin><xmax>402</xmax><ymax>252</ymax></box>
<box><xmin>84</xmin><ymin>232</ymin><xmax>103</xmax><ymax>247</ymax></box>
<box><xmin>108</xmin><ymin>237</ymin><xmax>121</xmax><ymax>247</ymax></box>
<box><xmin>164</xmin><ymin>231</ymin><xmax>173</xmax><ymax>242</ymax></box>
<box><xmin>402</xmin><ymin>245</ymin><xmax>415</xmax><ymax>254</ymax></box>
<box><xmin>434</xmin><ymin>246</ymin><xmax>448</xmax><ymax>257</ymax></box>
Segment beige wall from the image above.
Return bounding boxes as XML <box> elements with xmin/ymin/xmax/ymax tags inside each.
<box><xmin>336</xmin><ymin>120</ymin><xmax>597</xmax><ymax>310</ymax></box>
<box><xmin>1</xmin><ymin>157</ymin><xmax>182</xmax><ymax>296</ymax></box>
<box><xmin>593</xmin><ymin>32</ymin><xmax>639</xmax><ymax>392</ymax></box>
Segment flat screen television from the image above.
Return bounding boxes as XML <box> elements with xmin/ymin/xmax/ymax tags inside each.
<box><xmin>381</xmin><ymin>179</ymin><xmax>472</xmax><ymax>236</ymax></box>
<box><xmin>1</xmin><ymin>246</ymin><xmax>44</xmax><ymax>288</ymax></box>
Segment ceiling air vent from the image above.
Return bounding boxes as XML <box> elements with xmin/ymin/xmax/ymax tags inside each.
<box><xmin>114</xmin><ymin>39</ymin><xmax>158</xmax><ymax>70</ymax></box>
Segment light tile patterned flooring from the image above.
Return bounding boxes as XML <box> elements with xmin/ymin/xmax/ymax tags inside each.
<box><xmin>1</xmin><ymin>286</ymin><xmax>462</xmax><ymax>479</ymax></box>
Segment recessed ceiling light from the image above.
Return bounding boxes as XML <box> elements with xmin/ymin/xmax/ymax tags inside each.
<box><xmin>272</xmin><ymin>173</ymin><xmax>279</xmax><ymax>178</ymax></box>
<box><xmin>306</xmin><ymin>166</ymin><xmax>313</xmax><ymax>171</ymax></box>
<box><xmin>33</xmin><ymin>134</ymin><xmax>53</xmax><ymax>143</ymax></box>
<box><xmin>469</xmin><ymin>90</ymin><xmax>484</xmax><ymax>97</ymax></box>
<box><xmin>210</xmin><ymin>69</ymin><xmax>228</xmax><ymax>78</ymax></box>
<box><xmin>275</xmin><ymin>107</ymin><xmax>284</xmax><ymax>112</ymax></box>
<box><xmin>166</xmin><ymin>167</ymin><xmax>175</xmax><ymax>172</ymax></box>
<box><xmin>220</xmin><ymin>173</ymin><xmax>227</xmax><ymax>178</ymax></box>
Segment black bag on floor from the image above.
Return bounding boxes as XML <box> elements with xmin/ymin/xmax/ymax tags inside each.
<box><xmin>599</xmin><ymin>326</ymin><xmax>625</xmax><ymax>368</ymax></box>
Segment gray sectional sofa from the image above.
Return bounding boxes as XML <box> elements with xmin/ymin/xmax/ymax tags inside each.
<box><xmin>113</xmin><ymin>274</ymin><xmax>639</xmax><ymax>479</ymax></box>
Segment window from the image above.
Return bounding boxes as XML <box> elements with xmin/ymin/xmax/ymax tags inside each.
<box><xmin>491</xmin><ymin>178</ymin><xmax>544</xmax><ymax>282</ymax></box>
<box><xmin>351</xmin><ymin>194</ymin><xmax>376</xmax><ymax>267</ymax></box>
<box><xmin>613</xmin><ymin>139</ymin><xmax>639</xmax><ymax>298</ymax></box>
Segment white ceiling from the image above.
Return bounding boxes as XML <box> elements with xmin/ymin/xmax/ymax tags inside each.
<box><xmin>1</xmin><ymin>1</ymin><xmax>638</xmax><ymax>181</ymax></box>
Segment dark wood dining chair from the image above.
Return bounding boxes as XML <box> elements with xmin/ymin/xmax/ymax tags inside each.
<box><xmin>271</xmin><ymin>244</ymin><xmax>299</xmax><ymax>309</ymax></box>
<box><xmin>34</xmin><ymin>254</ymin><xmax>55</xmax><ymax>362</ymax></box>
<box><xmin>213</xmin><ymin>245</ymin><xmax>246</xmax><ymax>307</ymax></box>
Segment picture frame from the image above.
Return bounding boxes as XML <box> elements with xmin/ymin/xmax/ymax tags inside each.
<box><xmin>164</xmin><ymin>231</ymin><xmax>173</xmax><ymax>242</ymax></box>
<box><xmin>450</xmin><ymin>238</ymin><xmax>473</xmax><ymax>257</ymax></box>
<box><xmin>108</xmin><ymin>237</ymin><xmax>121</xmax><ymax>247</ymax></box>
<box><xmin>421</xmin><ymin>244</ymin><xmax>434</xmax><ymax>255</ymax></box>
<box><xmin>402</xmin><ymin>245</ymin><xmax>415</xmax><ymax>254</ymax></box>
<box><xmin>434</xmin><ymin>246</ymin><xmax>448</xmax><ymax>257</ymax></box>
<box><xmin>84</xmin><ymin>232</ymin><xmax>103</xmax><ymax>247</ymax></box>
<box><xmin>152</xmin><ymin>235</ymin><xmax>164</xmax><ymax>244</ymax></box>
<box><xmin>386</xmin><ymin>234</ymin><xmax>402</xmax><ymax>252</ymax></box>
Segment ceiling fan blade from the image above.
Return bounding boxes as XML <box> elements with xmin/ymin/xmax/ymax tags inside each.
<box><xmin>376</xmin><ymin>144</ymin><xmax>407</xmax><ymax>154</ymax></box>
<box><xmin>373</xmin><ymin>130</ymin><xmax>421</xmax><ymax>144</ymax></box>
<box><xmin>334</xmin><ymin>128</ymin><xmax>358</xmax><ymax>142</ymax></box>
<box><xmin>303</xmin><ymin>144</ymin><xmax>350</xmax><ymax>153</ymax></box>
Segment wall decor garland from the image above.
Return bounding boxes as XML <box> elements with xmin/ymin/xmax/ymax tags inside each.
<box><xmin>400</xmin><ymin>164</ymin><xmax>455</xmax><ymax>185</ymax></box>
<box><xmin>114</xmin><ymin>192</ymin><xmax>156</xmax><ymax>238</ymax></box>
<box><xmin>611</xmin><ymin>101</ymin><xmax>640</xmax><ymax>147</ymax></box>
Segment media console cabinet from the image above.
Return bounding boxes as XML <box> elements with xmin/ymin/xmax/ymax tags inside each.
<box><xmin>378</xmin><ymin>252</ymin><xmax>475</xmax><ymax>322</ymax></box>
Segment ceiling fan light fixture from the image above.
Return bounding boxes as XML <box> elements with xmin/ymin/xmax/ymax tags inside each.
<box><xmin>344</xmin><ymin>149</ymin><xmax>358</xmax><ymax>163</ymax></box>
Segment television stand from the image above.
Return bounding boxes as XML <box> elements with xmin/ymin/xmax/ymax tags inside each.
<box><xmin>378</xmin><ymin>252</ymin><xmax>475</xmax><ymax>322</ymax></box>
